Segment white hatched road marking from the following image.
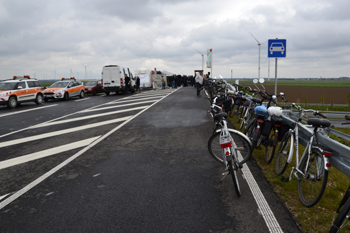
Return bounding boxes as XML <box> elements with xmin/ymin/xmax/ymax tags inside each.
<box><xmin>75</xmin><ymin>97</ymin><xmax>91</xmax><ymax>102</ymax></box>
<box><xmin>0</xmin><ymin>116</ymin><xmax>131</xmax><ymax>149</ymax></box>
<box><xmin>0</xmin><ymin>136</ymin><xmax>100</xmax><ymax>170</ymax></box>
<box><xmin>0</xmin><ymin>105</ymin><xmax>58</xmax><ymax>118</ymax></box>
<box><xmin>30</xmin><ymin>106</ymin><xmax>149</xmax><ymax>129</ymax></box>
<box><xmin>0</xmin><ymin>88</ymin><xmax>179</xmax><ymax>210</ymax></box>
<box><xmin>79</xmin><ymin>101</ymin><xmax>155</xmax><ymax>113</ymax></box>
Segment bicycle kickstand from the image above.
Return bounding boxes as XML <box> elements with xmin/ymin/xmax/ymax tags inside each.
<box><xmin>220</xmin><ymin>170</ymin><xmax>229</xmax><ymax>182</ymax></box>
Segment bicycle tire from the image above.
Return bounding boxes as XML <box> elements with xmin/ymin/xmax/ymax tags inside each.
<box><xmin>297</xmin><ymin>149</ymin><xmax>328</xmax><ymax>207</ymax></box>
<box><xmin>208</xmin><ymin>129</ymin><xmax>252</xmax><ymax>165</ymax></box>
<box><xmin>330</xmin><ymin>196</ymin><xmax>350</xmax><ymax>232</ymax></box>
<box><xmin>235</xmin><ymin>105</ymin><xmax>244</xmax><ymax>123</ymax></box>
<box><xmin>265</xmin><ymin>131</ymin><xmax>276</xmax><ymax>164</ymax></box>
<box><xmin>276</xmin><ymin>131</ymin><xmax>293</xmax><ymax>175</ymax></box>
<box><xmin>229</xmin><ymin>160</ymin><xmax>241</xmax><ymax>197</ymax></box>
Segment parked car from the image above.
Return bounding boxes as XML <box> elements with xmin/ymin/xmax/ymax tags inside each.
<box><xmin>84</xmin><ymin>79</ymin><xmax>103</xmax><ymax>95</ymax></box>
<box><xmin>44</xmin><ymin>77</ymin><xmax>85</xmax><ymax>101</ymax></box>
<box><xmin>0</xmin><ymin>75</ymin><xmax>43</xmax><ymax>108</ymax></box>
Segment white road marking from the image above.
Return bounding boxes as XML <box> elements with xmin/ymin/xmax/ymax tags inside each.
<box><xmin>106</xmin><ymin>96</ymin><xmax>162</xmax><ymax>105</ymax></box>
<box><xmin>79</xmin><ymin>101</ymin><xmax>155</xmax><ymax>113</ymax></box>
<box><xmin>236</xmin><ymin>148</ymin><xmax>283</xmax><ymax>232</ymax></box>
<box><xmin>30</xmin><ymin>106</ymin><xmax>149</xmax><ymax>129</ymax></box>
<box><xmin>0</xmin><ymin>116</ymin><xmax>131</xmax><ymax>149</ymax></box>
<box><xmin>0</xmin><ymin>136</ymin><xmax>100</xmax><ymax>170</ymax></box>
<box><xmin>0</xmin><ymin>88</ymin><xmax>179</xmax><ymax>210</ymax></box>
<box><xmin>75</xmin><ymin>97</ymin><xmax>91</xmax><ymax>102</ymax></box>
<box><xmin>0</xmin><ymin>105</ymin><xmax>58</xmax><ymax>118</ymax></box>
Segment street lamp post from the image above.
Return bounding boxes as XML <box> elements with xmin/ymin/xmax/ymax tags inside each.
<box><xmin>195</xmin><ymin>50</ymin><xmax>204</xmax><ymax>71</ymax></box>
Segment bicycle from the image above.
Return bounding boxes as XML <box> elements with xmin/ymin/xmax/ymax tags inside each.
<box><xmin>275</xmin><ymin>103</ymin><xmax>332</xmax><ymax>207</ymax></box>
<box><xmin>207</xmin><ymin>99</ymin><xmax>252</xmax><ymax>196</ymax></box>
<box><xmin>330</xmin><ymin>185</ymin><xmax>350</xmax><ymax>232</ymax></box>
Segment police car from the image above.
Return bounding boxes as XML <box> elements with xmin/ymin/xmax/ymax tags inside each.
<box><xmin>44</xmin><ymin>77</ymin><xmax>85</xmax><ymax>101</ymax></box>
<box><xmin>0</xmin><ymin>75</ymin><xmax>44</xmax><ymax>109</ymax></box>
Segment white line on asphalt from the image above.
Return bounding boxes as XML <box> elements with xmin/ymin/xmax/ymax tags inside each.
<box><xmin>0</xmin><ymin>105</ymin><xmax>58</xmax><ymax>118</ymax></box>
<box><xmin>236</xmin><ymin>150</ymin><xmax>283</xmax><ymax>232</ymax></box>
<box><xmin>0</xmin><ymin>88</ymin><xmax>180</xmax><ymax>210</ymax></box>
<box><xmin>0</xmin><ymin>116</ymin><xmax>131</xmax><ymax>149</ymax></box>
<box><xmin>79</xmin><ymin>101</ymin><xmax>155</xmax><ymax>112</ymax></box>
<box><xmin>0</xmin><ymin>136</ymin><xmax>101</xmax><ymax>170</ymax></box>
<box><xmin>75</xmin><ymin>98</ymin><xmax>91</xmax><ymax>102</ymax></box>
<box><xmin>106</xmin><ymin>96</ymin><xmax>163</xmax><ymax>105</ymax></box>
<box><xmin>30</xmin><ymin>106</ymin><xmax>149</xmax><ymax>128</ymax></box>
<box><xmin>0</xmin><ymin>193</ymin><xmax>12</xmax><ymax>201</ymax></box>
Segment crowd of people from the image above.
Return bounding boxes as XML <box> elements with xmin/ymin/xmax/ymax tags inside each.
<box><xmin>168</xmin><ymin>72</ymin><xmax>209</xmax><ymax>96</ymax></box>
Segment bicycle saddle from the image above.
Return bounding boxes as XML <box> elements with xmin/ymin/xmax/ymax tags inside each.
<box><xmin>307</xmin><ymin>118</ymin><xmax>331</xmax><ymax>128</ymax></box>
<box><xmin>251</xmin><ymin>98</ymin><xmax>262</xmax><ymax>104</ymax></box>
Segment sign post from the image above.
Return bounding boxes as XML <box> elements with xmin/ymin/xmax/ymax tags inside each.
<box><xmin>207</xmin><ymin>49</ymin><xmax>212</xmax><ymax>78</ymax></box>
<box><xmin>268</xmin><ymin>39</ymin><xmax>286</xmax><ymax>95</ymax></box>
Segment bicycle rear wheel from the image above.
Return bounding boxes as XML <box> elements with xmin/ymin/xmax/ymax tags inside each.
<box><xmin>298</xmin><ymin>149</ymin><xmax>328</xmax><ymax>207</ymax></box>
<box><xmin>234</xmin><ymin>105</ymin><xmax>244</xmax><ymax>123</ymax></box>
<box><xmin>265</xmin><ymin>130</ymin><xmax>276</xmax><ymax>164</ymax></box>
<box><xmin>276</xmin><ymin>131</ymin><xmax>293</xmax><ymax>175</ymax></box>
<box><xmin>208</xmin><ymin>129</ymin><xmax>252</xmax><ymax>165</ymax></box>
<box><xmin>229</xmin><ymin>160</ymin><xmax>241</xmax><ymax>197</ymax></box>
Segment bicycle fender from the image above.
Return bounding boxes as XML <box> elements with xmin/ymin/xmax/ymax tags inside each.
<box><xmin>215</xmin><ymin>128</ymin><xmax>253</xmax><ymax>147</ymax></box>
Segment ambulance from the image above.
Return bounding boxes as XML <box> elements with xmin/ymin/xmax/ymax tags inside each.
<box><xmin>102</xmin><ymin>65</ymin><xmax>135</xmax><ymax>95</ymax></box>
<box><xmin>0</xmin><ymin>75</ymin><xmax>43</xmax><ymax>109</ymax></box>
<box><xmin>43</xmin><ymin>77</ymin><xmax>85</xmax><ymax>101</ymax></box>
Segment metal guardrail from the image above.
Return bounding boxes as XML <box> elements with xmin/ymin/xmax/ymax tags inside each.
<box><xmin>282</xmin><ymin>110</ymin><xmax>350</xmax><ymax>178</ymax></box>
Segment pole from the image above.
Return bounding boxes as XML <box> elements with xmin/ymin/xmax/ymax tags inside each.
<box><xmin>202</xmin><ymin>55</ymin><xmax>204</xmax><ymax>71</ymax></box>
<box><xmin>258</xmin><ymin>44</ymin><xmax>261</xmax><ymax>79</ymax></box>
<box><xmin>268</xmin><ymin>58</ymin><xmax>270</xmax><ymax>81</ymax></box>
<box><xmin>274</xmin><ymin>58</ymin><xmax>278</xmax><ymax>95</ymax></box>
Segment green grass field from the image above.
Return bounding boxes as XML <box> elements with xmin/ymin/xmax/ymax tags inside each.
<box><xmin>234</xmin><ymin>79</ymin><xmax>350</xmax><ymax>88</ymax></box>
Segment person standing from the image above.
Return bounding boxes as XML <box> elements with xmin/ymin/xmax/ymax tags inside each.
<box><xmin>124</xmin><ymin>74</ymin><xmax>133</xmax><ymax>94</ymax></box>
<box><xmin>161</xmin><ymin>76</ymin><xmax>166</xmax><ymax>89</ymax></box>
<box><xmin>195</xmin><ymin>71</ymin><xmax>204</xmax><ymax>96</ymax></box>
<box><xmin>135</xmin><ymin>76</ymin><xmax>141</xmax><ymax>93</ymax></box>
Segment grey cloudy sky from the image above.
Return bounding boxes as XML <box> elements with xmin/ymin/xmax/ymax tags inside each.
<box><xmin>0</xmin><ymin>0</ymin><xmax>349</xmax><ymax>80</ymax></box>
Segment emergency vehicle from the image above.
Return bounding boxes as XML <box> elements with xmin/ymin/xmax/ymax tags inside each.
<box><xmin>0</xmin><ymin>75</ymin><xmax>43</xmax><ymax>109</ymax></box>
<box><xmin>44</xmin><ymin>77</ymin><xmax>85</xmax><ymax>101</ymax></box>
<box><xmin>102</xmin><ymin>65</ymin><xmax>135</xmax><ymax>95</ymax></box>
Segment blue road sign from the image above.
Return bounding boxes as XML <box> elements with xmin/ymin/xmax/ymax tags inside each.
<box><xmin>268</xmin><ymin>39</ymin><xmax>286</xmax><ymax>58</ymax></box>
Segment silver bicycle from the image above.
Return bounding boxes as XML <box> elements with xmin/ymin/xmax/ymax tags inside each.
<box><xmin>276</xmin><ymin>103</ymin><xmax>332</xmax><ymax>207</ymax></box>
<box><xmin>208</xmin><ymin>99</ymin><xmax>252</xmax><ymax>196</ymax></box>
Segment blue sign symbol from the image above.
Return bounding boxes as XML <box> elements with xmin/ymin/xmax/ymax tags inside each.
<box><xmin>268</xmin><ymin>39</ymin><xmax>286</xmax><ymax>58</ymax></box>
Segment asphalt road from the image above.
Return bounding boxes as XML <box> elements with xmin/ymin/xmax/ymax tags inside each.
<box><xmin>0</xmin><ymin>88</ymin><xmax>301</xmax><ymax>232</ymax></box>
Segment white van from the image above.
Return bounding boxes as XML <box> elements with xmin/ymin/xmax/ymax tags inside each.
<box><xmin>102</xmin><ymin>65</ymin><xmax>135</xmax><ymax>95</ymax></box>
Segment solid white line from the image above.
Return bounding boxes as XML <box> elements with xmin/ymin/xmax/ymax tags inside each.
<box><xmin>0</xmin><ymin>116</ymin><xmax>131</xmax><ymax>148</ymax></box>
<box><xmin>0</xmin><ymin>105</ymin><xmax>58</xmax><ymax>118</ymax></box>
<box><xmin>30</xmin><ymin>106</ymin><xmax>149</xmax><ymax>129</ymax></box>
<box><xmin>236</xmin><ymin>150</ymin><xmax>283</xmax><ymax>232</ymax></box>
<box><xmin>0</xmin><ymin>87</ymin><xmax>179</xmax><ymax>210</ymax></box>
<box><xmin>0</xmin><ymin>136</ymin><xmax>100</xmax><ymax>170</ymax></box>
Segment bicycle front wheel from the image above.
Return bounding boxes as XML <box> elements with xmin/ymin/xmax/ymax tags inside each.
<box><xmin>229</xmin><ymin>160</ymin><xmax>241</xmax><ymax>197</ymax></box>
<box><xmin>276</xmin><ymin>131</ymin><xmax>293</xmax><ymax>175</ymax></box>
<box><xmin>208</xmin><ymin>129</ymin><xmax>252</xmax><ymax>165</ymax></box>
<box><xmin>330</xmin><ymin>196</ymin><xmax>350</xmax><ymax>232</ymax></box>
<box><xmin>298</xmin><ymin>149</ymin><xmax>328</xmax><ymax>207</ymax></box>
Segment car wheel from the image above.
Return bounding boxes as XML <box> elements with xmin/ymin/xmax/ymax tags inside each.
<box><xmin>7</xmin><ymin>96</ymin><xmax>17</xmax><ymax>109</ymax></box>
<box><xmin>93</xmin><ymin>90</ymin><xmax>97</xmax><ymax>96</ymax></box>
<box><xmin>105</xmin><ymin>92</ymin><xmax>110</xmax><ymax>96</ymax></box>
<box><xmin>79</xmin><ymin>91</ymin><xmax>84</xmax><ymax>98</ymax></box>
<box><xmin>35</xmin><ymin>94</ymin><xmax>43</xmax><ymax>105</ymax></box>
<box><xmin>64</xmin><ymin>92</ymin><xmax>69</xmax><ymax>100</ymax></box>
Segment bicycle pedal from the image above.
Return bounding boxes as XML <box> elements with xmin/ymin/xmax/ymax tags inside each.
<box><xmin>222</xmin><ymin>171</ymin><xmax>229</xmax><ymax>176</ymax></box>
<box><xmin>281</xmin><ymin>176</ymin><xmax>289</xmax><ymax>182</ymax></box>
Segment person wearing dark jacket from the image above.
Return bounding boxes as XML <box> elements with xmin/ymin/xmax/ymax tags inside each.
<box><xmin>124</xmin><ymin>74</ymin><xmax>133</xmax><ymax>94</ymax></box>
<box><xmin>135</xmin><ymin>76</ymin><xmax>141</xmax><ymax>93</ymax></box>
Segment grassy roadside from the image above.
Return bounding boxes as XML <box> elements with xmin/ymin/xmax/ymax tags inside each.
<box><xmin>228</xmin><ymin>116</ymin><xmax>350</xmax><ymax>233</ymax></box>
